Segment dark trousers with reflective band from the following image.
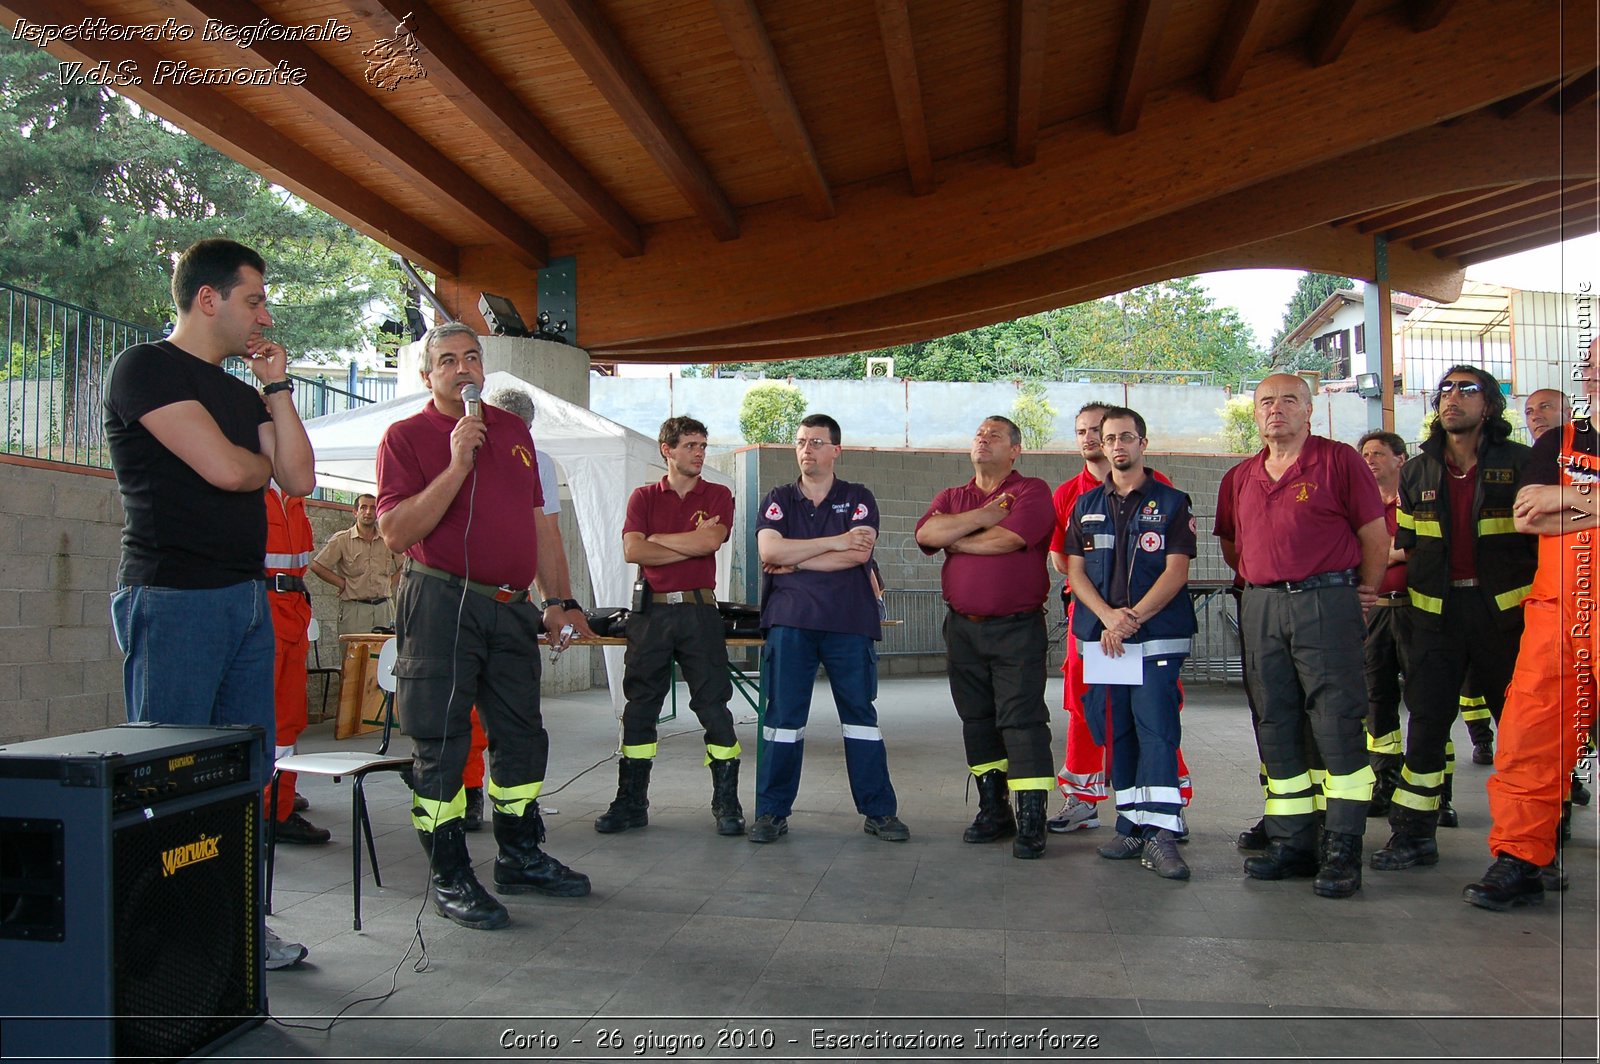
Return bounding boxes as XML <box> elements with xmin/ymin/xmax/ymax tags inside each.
<box><xmin>1393</xmin><ymin>587</ymin><xmax>1520</xmax><ymax>829</ymax></box>
<box><xmin>1242</xmin><ymin>584</ymin><xmax>1373</xmax><ymax>850</ymax></box>
<box><xmin>1363</xmin><ymin>603</ymin><xmax>1411</xmax><ymax>760</ymax></box>
<box><xmin>621</xmin><ymin>603</ymin><xmax>738</xmax><ymax>758</ymax></box>
<box><xmin>392</xmin><ymin>571</ymin><xmax>547</xmax><ymax>828</ymax></box>
<box><xmin>1084</xmin><ymin>654</ymin><xmax>1185</xmax><ymax>837</ymax></box>
<box><xmin>756</xmin><ymin>626</ymin><xmax>896</xmax><ymax>818</ymax></box>
<box><xmin>943</xmin><ymin>610</ymin><xmax>1055</xmax><ymax>788</ymax></box>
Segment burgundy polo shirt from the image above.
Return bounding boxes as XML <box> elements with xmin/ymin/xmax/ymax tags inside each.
<box><xmin>1214</xmin><ymin>435</ymin><xmax>1384</xmax><ymax>586</ymax></box>
<box><xmin>376</xmin><ymin>401</ymin><xmax>542</xmax><ymax>588</ymax></box>
<box><xmin>1377</xmin><ymin>497</ymin><xmax>1407</xmax><ymax>595</ymax></box>
<box><xmin>623</xmin><ymin>476</ymin><xmax>734</xmax><ymax>593</ymax></box>
<box><xmin>917</xmin><ymin>469</ymin><xmax>1055</xmax><ymax>616</ymax></box>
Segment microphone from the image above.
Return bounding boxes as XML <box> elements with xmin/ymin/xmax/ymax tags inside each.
<box><xmin>461</xmin><ymin>382</ymin><xmax>482</xmax><ymax>420</ymax></box>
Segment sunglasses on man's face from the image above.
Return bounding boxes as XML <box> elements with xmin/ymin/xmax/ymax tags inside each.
<box><xmin>1436</xmin><ymin>380</ymin><xmax>1483</xmax><ymax>397</ymax></box>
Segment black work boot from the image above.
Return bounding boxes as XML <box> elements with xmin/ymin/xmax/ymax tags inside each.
<box><xmin>1367</xmin><ymin>754</ymin><xmax>1402</xmax><ymax>818</ymax></box>
<box><xmin>417</xmin><ymin>821</ymin><xmax>509</xmax><ymax>930</ymax></box>
<box><xmin>1012</xmin><ymin>790</ymin><xmax>1047</xmax><ymax>859</ymax></box>
<box><xmin>1236</xmin><ymin>817</ymin><xmax>1268</xmax><ymax>850</ymax></box>
<box><xmin>1465</xmin><ymin>716</ymin><xmax>1495</xmax><ymax>765</ymax></box>
<box><xmin>594</xmin><ymin>757</ymin><xmax>651</xmax><ymax>833</ymax></box>
<box><xmin>493</xmin><ymin>805</ymin><xmax>591</xmax><ymax>897</ymax></box>
<box><xmin>1437</xmin><ymin>771</ymin><xmax>1458</xmax><ymax>828</ymax></box>
<box><xmin>1313</xmin><ymin>831</ymin><xmax>1363</xmax><ymax>898</ymax></box>
<box><xmin>1243</xmin><ymin>840</ymin><xmax>1317</xmax><ymax>880</ymax></box>
<box><xmin>962</xmin><ymin>769</ymin><xmax>1017</xmax><ymax>843</ymax></box>
<box><xmin>1572</xmin><ymin>771</ymin><xmax>1592</xmax><ymax>807</ymax></box>
<box><xmin>708</xmin><ymin>758</ymin><xmax>746</xmax><ymax>836</ymax></box>
<box><xmin>464</xmin><ymin>787</ymin><xmax>484</xmax><ymax>832</ymax></box>
<box><xmin>1463</xmin><ymin>853</ymin><xmax>1545</xmax><ymax>911</ymax></box>
<box><xmin>1371</xmin><ymin>808</ymin><xmax>1439</xmax><ymax>870</ymax></box>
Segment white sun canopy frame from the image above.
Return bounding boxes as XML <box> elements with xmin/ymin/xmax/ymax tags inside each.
<box><xmin>303</xmin><ymin>371</ymin><xmax>735</xmax><ymax>710</ymax></box>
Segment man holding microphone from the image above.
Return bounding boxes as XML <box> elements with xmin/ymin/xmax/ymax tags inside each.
<box><xmin>376</xmin><ymin>322</ymin><xmax>590</xmax><ymax>930</ymax></box>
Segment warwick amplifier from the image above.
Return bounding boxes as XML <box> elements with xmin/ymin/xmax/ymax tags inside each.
<box><xmin>0</xmin><ymin>724</ymin><xmax>266</xmax><ymax>1061</ymax></box>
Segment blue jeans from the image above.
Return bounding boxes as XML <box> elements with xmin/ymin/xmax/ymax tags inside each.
<box><xmin>758</xmin><ymin>627</ymin><xmax>896</xmax><ymax>818</ymax></box>
<box><xmin>111</xmin><ymin>581</ymin><xmax>275</xmax><ymax>776</ymax></box>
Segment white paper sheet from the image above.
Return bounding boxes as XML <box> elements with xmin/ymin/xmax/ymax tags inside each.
<box><xmin>1081</xmin><ymin>642</ymin><xmax>1144</xmax><ymax>685</ymax></box>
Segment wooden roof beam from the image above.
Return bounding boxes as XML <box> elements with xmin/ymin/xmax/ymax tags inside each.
<box><xmin>1006</xmin><ymin>0</ymin><xmax>1047</xmax><ymax>166</ymax></box>
<box><xmin>0</xmin><ymin>0</ymin><xmax>459</xmax><ymax>276</ymax></box>
<box><xmin>1386</xmin><ymin>180</ymin><xmax>1570</xmax><ymax>242</ymax></box>
<box><xmin>1208</xmin><ymin>0</ymin><xmax>1276</xmax><ymax>101</ymax></box>
<box><xmin>1409</xmin><ymin>0</ymin><xmax>1454</xmax><ymax>31</ymax></box>
<box><xmin>1499</xmin><ymin>70</ymin><xmax>1587</xmax><ymax>118</ymax></box>
<box><xmin>171</xmin><ymin>0</ymin><xmax>546</xmax><ymax>267</ymax></box>
<box><xmin>1431</xmin><ymin>196</ymin><xmax>1599</xmax><ymax>258</ymax></box>
<box><xmin>874</xmin><ymin>0</ymin><xmax>935</xmax><ymax>195</ymax></box>
<box><xmin>531</xmin><ymin>0</ymin><xmax>739</xmax><ymax>241</ymax></box>
<box><xmin>1457</xmin><ymin>209</ymin><xmax>1600</xmax><ymax>265</ymax></box>
<box><xmin>1347</xmin><ymin>185</ymin><xmax>1533</xmax><ymax>233</ymax></box>
<box><xmin>353</xmin><ymin>0</ymin><xmax>642</xmax><ymax>257</ymax></box>
<box><xmin>1109</xmin><ymin>0</ymin><xmax>1172</xmax><ymax>134</ymax></box>
<box><xmin>1427</xmin><ymin>188</ymin><xmax>1600</xmax><ymax>256</ymax></box>
<box><xmin>710</xmin><ymin>0</ymin><xmax>833</xmax><ymax>219</ymax></box>
<box><xmin>1307</xmin><ymin>0</ymin><xmax>1366</xmax><ymax>68</ymax></box>
<box><xmin>1558</xmin><ymin>67</ymin><xmax>1600</xmax><ymax>111</ymax></box>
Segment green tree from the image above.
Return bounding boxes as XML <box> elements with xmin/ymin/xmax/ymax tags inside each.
<box><xmin>1010</xmin><ymin>382</ymin><xmax>1057</xmax><ymax>449</ymax></box>
<box><xmin>1268</xmin><ymin>273</ymin><xmax>1355</xmax><ymax>373</ymax></box>
<box><xmin>1217</xmin><ymin>394</ymin><xmax>1260</xmax><ymax>453</ymax></box>
<box><xmin>0</xmin><ymin>29</ymin><xmax>408</xmax><ymax>443</ymax></box>
<box><xmin>738</xmin><ymin>382</ymin><xmax>807</xmax><ymax>444</ymax></box>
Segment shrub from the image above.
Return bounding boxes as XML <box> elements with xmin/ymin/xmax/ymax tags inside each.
<box><xmin>738</xmin><ymin>382</ymin><xmax>807</xmax><ymax>444</ymax></box>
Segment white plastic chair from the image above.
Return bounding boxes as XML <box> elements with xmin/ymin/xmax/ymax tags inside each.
<box><xmin>266</xmin><ymin>638</ymin><xmax>411</xmax><ymax>930</ymax></box>
<box><xmin>304</xmin><ymin>617</ymin><xmax>342</xmax><ymax>719</ymax></box>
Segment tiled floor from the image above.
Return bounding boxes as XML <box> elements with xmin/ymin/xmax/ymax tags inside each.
<box><xmin>239</xmin><ymin>674</ymin><xmax>1598</xmax><ymax>1062</ymax></box>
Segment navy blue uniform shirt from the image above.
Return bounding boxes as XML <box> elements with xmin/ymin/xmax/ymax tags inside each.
<box><xmin>756</xmin><ymin>478</ymin><xmax>882</xmax><ymax>640</ymax></box>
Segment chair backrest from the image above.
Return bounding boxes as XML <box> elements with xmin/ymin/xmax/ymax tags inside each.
<box><xmin>307</xmin><ymin>616</ymin><xmax>321</xmax><ymax>642</ymax></box>
<box><xmin>374</xmin><ymin>638</ymin><xmax>399</xmax><ymax>755</ymax></box>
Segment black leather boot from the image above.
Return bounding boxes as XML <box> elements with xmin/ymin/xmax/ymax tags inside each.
<box><xmin>1236</xmin><ymin>817</ymin><xmax>1268</xmax><ymax>850</ymax></box>
<box><xmin>1437</xmin><ymin>771</ymin><xmax>1458</xmax><ymax>828</ymax></box>
<box><xmin>1012</xmin><ymin>790</ymin><xmax>1046</xmax><ymax>859</ymax></box>
<box><xmin>708</xmin><ymin>757</ymin><xmax>745</xmax><ymax>836</ymax></box>
<box><xmin>1463</xmin><ymin>852</ymin><xmax>1544</xmax><ymax>911</ymax></box>
<box><xmin>1313</xmin><ymin>830</ymin><xmax>1363</xmax><ymax>898</ymax></box>
<box><xmin>463</xmin><ymin>787</ymin><xmax>484</xmax><ymax>832</ymax></box>
<box><xmin>493</xmin><ymin>805</ymin><xmax>591</xmax><ymax>897</ymax></box>
<box><xmin>1371</xmin><ymin>807</ymin><xmax>1439</xmax><ymax>870</ymax></box>
<box><xmin>962</xmin><ymin>768</ymin><xmax>1017</xmax><ymax>843</ymax></box>
<box><xmin>594</xmin><ymin>757</ymin><xmax>651</xmax><ymax>833</ymax></box>
<box><xmin>1243</xmin><ymin>840</ymin><xmax>1317</xmax><ymax>880</ymax></box>
<box><xmin>417</xmin><ymin>821</ymin><xmax>509</xmax><ymax>930</ymax></box>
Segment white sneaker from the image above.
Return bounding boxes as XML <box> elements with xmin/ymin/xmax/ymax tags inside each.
<box><xmin>1047</xmin><ymin>795</ymin><xmax>1100</xmax><ymax>833</ymax></box>
<box><xmin>264</xmin><ymin>926</ymin><xmax>308</xmax><ymax>970</ymax></box>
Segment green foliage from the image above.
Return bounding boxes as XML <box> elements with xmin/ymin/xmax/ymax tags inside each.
<box><xmin>738</xmin><ymin>383</ymin><xmax>807</xmax><ymax>444</ymax></box>
<box><xmin>1218</xmin><ymin>395</ymin><xmax>1261</xmax><ymax>454</ymax></box>
<box><xmin>1010</xmin><ymin>382</ymin><xmax>1057</xmax><ymax>449</ymax></box>
<box><xmin>689</xmin><ymin>276</ymin><xmax>1266</xmax><ymax>384</ymax></box>
<box><xmin>1268</xmin><ymin>273</ymin><xmax>1355</xmax><ymax>373</ymax></box>
<box><xmin>0</xmin><ymin>31</ymin><xmax>407</xmax><ymax>360</ymax></box>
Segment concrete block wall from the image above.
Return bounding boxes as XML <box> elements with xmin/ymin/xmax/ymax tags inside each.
<box><xmin>1</xmin><ymin>457</ymin><xmax>601</xmax><ymax>745</ymax></box>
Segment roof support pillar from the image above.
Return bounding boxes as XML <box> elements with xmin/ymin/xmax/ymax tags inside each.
<box><xmin>1364</xmin><ymin>234</ymin><xmax>1396</xmax><ymax>432</ymax></box>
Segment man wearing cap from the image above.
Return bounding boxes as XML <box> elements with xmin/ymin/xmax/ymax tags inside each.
<box><xmin>377</xmin><ymin>322</ymin><xmax>591</xmax><ymax>931</ymax></box>
<box><xmin>311</xmin><ymin>494</ymin><xmax>400</xmax><ymax>635</ymax></box>
<box><xmin>1216</xmin><ymin>374</ymin><xmax>1387</xmax><ymax>898</ymax></box>
<box><xmin>916</xmin><ymin>415</ymin><xmax>1057</xmax><ymax>859</ymax></box>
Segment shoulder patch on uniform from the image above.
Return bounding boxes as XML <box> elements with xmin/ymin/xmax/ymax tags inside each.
<box><xmin>765</xmin><ymin>501</ymin><xmax>783</xmax><ymax>520</ymax></box>
<box><xmin>852</xmin><ymin>503</ymin><xmax>869</xmax><ymax>521</ymax></box>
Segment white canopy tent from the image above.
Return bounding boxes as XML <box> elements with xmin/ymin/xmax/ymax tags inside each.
<box><xmin>303</xmin><ymin>371</ymin><xmax>735</xmax><ymax>709</ymax></box>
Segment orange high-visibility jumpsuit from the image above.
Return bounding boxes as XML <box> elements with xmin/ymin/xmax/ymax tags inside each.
<box><xmin>1486</xmin><ymin>421</ymin><xmax>1598</xmax><ymax>866</ymax></box>
<box><xmin>265</xmin><ymin>487</ymin><xmax>314</xmax><ymax>822</ymax></box>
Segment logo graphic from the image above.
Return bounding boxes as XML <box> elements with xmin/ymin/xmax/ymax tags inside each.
<box><xmin>1139</xmin><ymin>531</ymin><xmax>1163</xmax><ymax>553</ymax></box>
<box><xmin>765</xmin><ymin>502</ymin><xmax>783</xmax><ymax>520</ymax></box>
<box><xmin>1291</xmin><ymin>480</ymin><xmax>1317</xmax><ymax>503</ymax></box>
<box><xmin>1189</xmin><ymin>516</ymin><xmax>1197</xmax><ymax>534</ymax></box>
<box><xmin>511</xmin><ymin>444</ymin><xmax>533</xmax><ymax>467</ymax></box>
<box><xmin>852</xmin><ymin>503</ymin><xmax>869</xmax><ymax>521</ymax></box>
<box><xmin>363</xmin><ymin>13</ymin><xmax>427</xmax><ymax>91</ymax></box>
<box><xmin>167</xmin><ymin>754</ymin><xmax>195</xmax><ymax>771</ymax></box>
<box><xmin>1421</xmin><ymin>489</ymin><xmax>1437</xmax><ymax>502</ymax></box>
<box><xmin>161</xmin><ymin>833</ymin><xmax>221</xmax><ymax>878</ymax></box>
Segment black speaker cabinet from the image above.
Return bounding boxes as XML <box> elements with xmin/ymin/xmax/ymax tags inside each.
<box><xmin>0</xmin><ymin>724</ymin><xmax>266</xmax><ymax>1061</ymax></box>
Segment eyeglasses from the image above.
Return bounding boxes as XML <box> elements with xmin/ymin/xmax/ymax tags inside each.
<box><xmin>795</xmin><ymin>437</ymin><xmax>835</xmax><ymax>449</ymax></box>
<box><xmin>1436</xmin><ymin>380</ymin><xmax>1484</xmax><ymax>397</ymax></box>
<box><xmin>1102</xmin><ymin>432</ymin><xmax>1144</xmax><ymax>446</ymax></box>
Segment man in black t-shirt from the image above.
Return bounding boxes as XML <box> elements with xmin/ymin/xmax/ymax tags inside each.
<box><xmin>103</xmin><ymin>238</ymin><xmax>315</xmax><ymax>967</ymax></box>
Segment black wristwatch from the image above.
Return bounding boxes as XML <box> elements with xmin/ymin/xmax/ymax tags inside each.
<box><xmin>261</xmin><ymin>379</ymin><xmax>293</xmax><ymax>397</ymax></box>
<box><xmin>561</xmin><ymin>598</ymin><xmax>581</xmax><ymax>611</ymax></box>
<box><xmin>538</xmin><ymin>597</ymin><xmax>564</xmax><ymax>610</ymax></box>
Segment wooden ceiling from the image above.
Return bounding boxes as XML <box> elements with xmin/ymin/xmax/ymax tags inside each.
<box><xmin>10</xmin><ymin>0</ymin><xmax>1597</xmax><ymax>363</ymax></box>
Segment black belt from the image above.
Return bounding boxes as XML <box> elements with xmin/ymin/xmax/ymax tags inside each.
<box><xmin>1372</xmin><ymin>590</ymin><xmax>1407</xmax><ymax>606</ymax></box>
<box><xmin>270</xmin><ymin>573</ymin><xmax>308</xmax><ymax>594</ymax></box>
<box><xmin>648</xmin><ymin>588</ymin><xmax>716</xmax><ymax>605</ymax></box>
<box><xmin>407</xmin><ymin>561</ymin><xmax>532</xmax><ymax>604</ymax></box>
<box><xmin>951</xmin><ymin>607</ymin><xmax>1044</xmax><ymax>624</ymax></box>
<box><xmin>1247</xmin><ymin>569</ymin><xmax>1358</xmax><ymax>593</ymax></box>
<box><xmin>349</xmin><ymin>596</ymin><xmax>390</xmax><ymax>605</ymax></box>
